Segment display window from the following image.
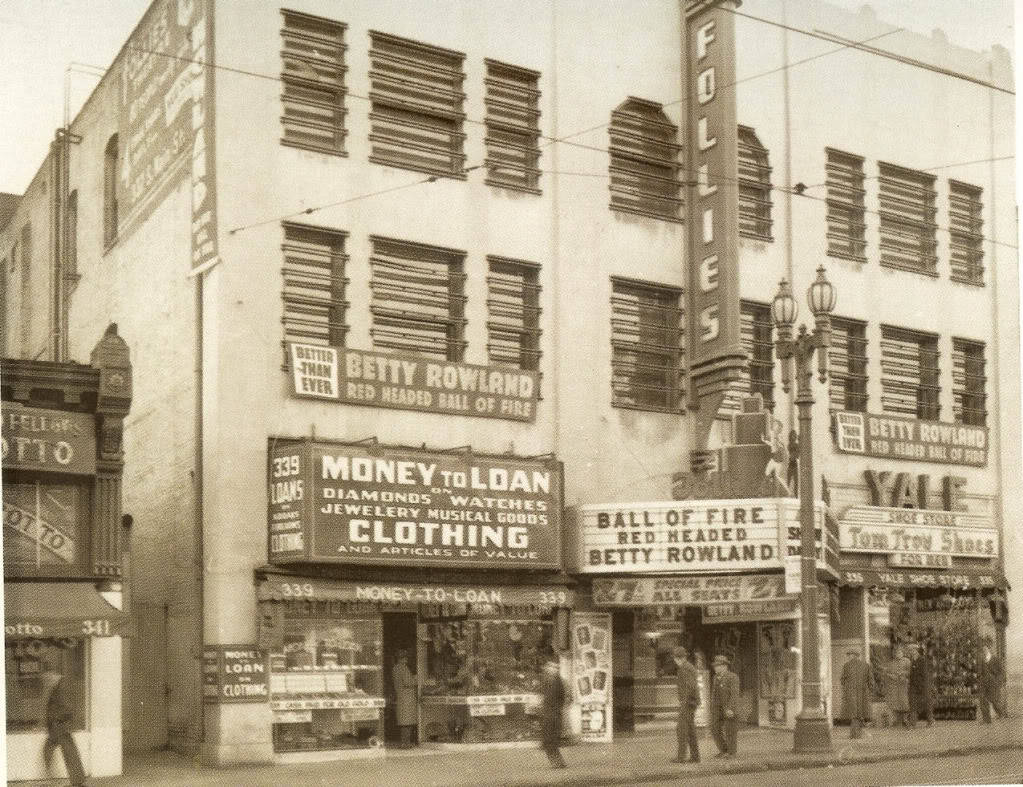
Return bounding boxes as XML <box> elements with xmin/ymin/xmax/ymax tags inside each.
<box><xmin>269</xmin><ymin>601</ymin><xmax>384</xmax><ymax>752</ymax></box>
<box><xmin>2</xmin><ymin>480</ymin><xmax>90</xmax><ymax>576</ymax></box>
<box><xmin>418</xmin><ymin>615</ymin><xmax>553</xmax><ymax>743</ymax></box>
<box><xmin>5</xmin><ymin>638</ymin><xmax>86</xmax><ymax>732</ymax></box>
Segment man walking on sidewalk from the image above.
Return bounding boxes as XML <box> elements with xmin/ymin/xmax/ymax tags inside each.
<box><xmin>43</xmin><ymin>668</ymin><xmax>86</xmax><ymax>787</ymax></box>
<box><xmin>978</xmin><ymin>639</ymin><xmax>1007</xmax><ymax>723</ymax></box>
<box><xmin>671</xmin><ymin>645</ymin><xmax>700</xmax><ymax>764</ymax></box>
<box><xmin>841</xmin><ymin>648</ymin><xmax>871</xmax><ymax>739</ymax></box>
<box><xmin>540</xmin><ymin>657</ymin><xmax>568</xmax><ymax>768</ymax></box>
<box><xmin>709</xmin><ymin>654</ymin><xmax>739</xmax><ymax>757</ymax></box>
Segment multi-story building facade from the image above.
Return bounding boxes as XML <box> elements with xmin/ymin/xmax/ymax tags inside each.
<box><xmin>1</xmin><ymin>0</ymin><xmax>1017</xmax><ymax>776</ymax></box>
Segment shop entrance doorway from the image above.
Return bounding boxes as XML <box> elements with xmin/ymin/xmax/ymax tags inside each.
<box><xmin>383</xmin><ymin>612</ymin><xmax>418</xmax><ymax>746</ymax></box>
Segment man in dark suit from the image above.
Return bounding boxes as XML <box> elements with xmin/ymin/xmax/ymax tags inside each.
<box><xmin>671</xmin><ymin>645</ymin><xmax>700</xmax><ymax>764</ymax></box>
<box><xmin>978</xmin><ymin>640</ymin><xmax>1007</xmax><ymax>723</ymax></box>
<box><xmin>709</xmin><ymin>654</ymin><xmax>740</xmax><ymax>757</ymax></box>
<box><xmin>43</xmin><ymin>668</ymin><xmax>86</xmax><ymax>787</ymax></box>
<box><xmin>908</xmin><ymin>643</ymin><xmax>934</xmax><ymax>728</ymax></box>
<box><xmin>540</xmin><ymin>657</ymin><xmax>568</xmax><ymax>768</ymax></box>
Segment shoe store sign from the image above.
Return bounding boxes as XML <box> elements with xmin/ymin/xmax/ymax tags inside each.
<box><xmin>838</xmin><ymin>507</ymin><xmax>998</xmax><ymax>560</ymax></box>
<box><xmin>574</xmin><ymin>499</ymin><xmax>830</xmax><ymax>574</ymax></box>
<box><xmin>288</xmin><ymin>343</ymin><xmax>539</xmax><ymax>422</ymax></box>
<box><xmin>267</xmin><ymin>439</ymin><xmax>561</xmax><ymax>569</ymax></box>
<box><xmin>833</xmin><ymin>411</ymin><xmax>987</xmax><ymax>467</ymax></box>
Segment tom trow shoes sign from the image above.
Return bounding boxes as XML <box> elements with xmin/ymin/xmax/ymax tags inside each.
<box><xmin>839</xmin><ymin>507</ymin><xmax>998</xmax><ymax>559</ymax></box>
<box><xmin>833</xmin><ymin>411</ymin><xmax>988</xmax><ymax>467</ymax></box>
<box><xmin>288</xmin><ymin>343</ymin><xmax>539</xmax><ymax>422</ymax></box>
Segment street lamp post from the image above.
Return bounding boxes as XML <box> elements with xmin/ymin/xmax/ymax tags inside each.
<box><xmin>771</xmin><ymin>266</ymin><xmax>837</xmax><ymax>753</ymax></box>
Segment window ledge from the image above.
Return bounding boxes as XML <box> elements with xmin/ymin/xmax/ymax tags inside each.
<box><xmin>827</xmin><ymin>251</ymin><xmax>868</xmax><ymax>264</ymax></box>
<box><xmin>880</xmin><ymin>262</ymin><xmax>940</xmax><ymax>278</ymax></box>
<box><xmin>280</xmin><ymin>139</ymin><xmax>348</xmax><ymax>158</ymax></box>
<box><xmin>740</xmin><ymin>232</ymin><xmax>774</xmax><ymax>243</ymax></box>
<box><xmin>950</xmin><ymin>276</ymin><xmax>985</xmax><ymax>288</ymax></box>
<box><xmin>485</xmin><ymin>178</ymin><xmax>542</xmax><ymax>196</ymax></box>
<box><xmin>608</xmin><ymin>203</ymin><xmax>684</xmax><ymax>224</ymax></box>
<box><xmin>368</xmin><ymin>156</ymin><xmax>468</xmax><ymax>181</ymax></box>
<box><xmin>611</xmin><ymin>401</ymin><xmax>685</xmax><ymax>415</ymax></box>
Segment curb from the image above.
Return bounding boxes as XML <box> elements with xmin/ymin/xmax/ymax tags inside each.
<box><xmin>482</xmin><ymin>741</ymin><xmax>1023</xmax><ymax>787</ymax></box>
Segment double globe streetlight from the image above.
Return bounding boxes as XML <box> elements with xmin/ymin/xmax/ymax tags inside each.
<box><xmin>771</xmin><ymin>266</ymin><xmax>837</xmax><ymax>753</ymax></box>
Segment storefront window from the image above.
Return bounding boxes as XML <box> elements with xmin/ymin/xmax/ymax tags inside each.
<box><xmin>419</xmin><ymin>616</ymin><xmax>553</xmax><ymax>743</ymax></box>
<box><xmin>5</xmin><ymin>638</ymin><xmax>86</xmax><ymax>732</ymax></box>
<box><xmin>3</xmin><ymin>481</ymin><xmax>88</xmax><ymax>576</ymax></box>
<box><xmin>269</xmin><ymin>603</ymin><xmax>384</xmax><ymax>752</ymax></box>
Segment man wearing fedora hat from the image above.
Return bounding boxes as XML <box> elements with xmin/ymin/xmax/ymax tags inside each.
<box><xmin>670</xmin><ymin>645</ymin><xmax>700</xmax><ymax>764</ymax></box>
<box><xmin>841</xmin><ymin>647</ymin><xmax>871</xmax><ymax>739</ymax></box>
<box><xmin>709</xmin><ymin>654</ymin><xmax>740</xmax><ymax>757</ymax></box>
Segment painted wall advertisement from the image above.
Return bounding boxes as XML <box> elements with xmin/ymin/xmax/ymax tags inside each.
<box><xmin>288</xmin><ymin>343</ymin><xmax>540</xmax><ymax>422</ymax></box>
<box><xmin>119</xmin><ymin>0</ymin><xmax>218</xmax><ymax>273</ymax></box>
<box><xmin>202</xmin><ymin>645</ymin><xmax>269</xmax><ymax>703</ymax></box>
<box><xmin>575</xmin><ymin>499</ymin><xmax>833</xmax><ymax>575</ymax></box>
<box><xmin>268</xmin><ymin>440</ymin><xmax>562</xmax><ymax>569</ymax></box>
<box><xmin>833</xmin><ymin>411</ymin><xmax>987</xmax><ymax>467</ymax></box>
<box><xmin>571</xmin><ymin>612</ymin><xmax>612</xmax><ymax>742</ymax></box>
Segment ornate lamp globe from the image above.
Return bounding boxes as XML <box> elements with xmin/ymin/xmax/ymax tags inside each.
<box><xmin>807</xmin><ymin>266</ymin><xmax>837</xmax><ymax>317</ymax></box>
<box><xmin>771</xmin><ymin>278</ymin><xmax>798</xmax><ymax>336</ymax></box>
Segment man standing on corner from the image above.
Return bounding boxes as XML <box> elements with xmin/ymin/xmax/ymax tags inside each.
<box><xmin>671</xmin><ymin>645</ymin><xmax>700</xmax><ymax>764</ymax></box>
<box><xmin>540</xmin><ymin>657</ymin><xmax>568</xmax><ymax>769</ymax></box>
<box><xmin>709</xmin><ymin>654</ymin><xmax>740</xmax><ymax>757</ymax></box>
<box><xmin>841</xmin><ymin>647</ymin><xmax>871</xmax><ymax>738</ymax></box>
<box><xmin>908</xmin><ymin>643</ymin><xmax>934</xmax><ymax>728</ymax></box>
<box><xmin>978</xmin><ymin>639</ymin><xmax>1007</xmax><ymax>723</ymax></box>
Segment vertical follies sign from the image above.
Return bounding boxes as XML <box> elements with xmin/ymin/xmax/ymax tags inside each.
<box><xmin>119</xmin><ymin>0</ymin><xmax>218</xmax><ymax>273</ymax></box>
<box><xmin>684</xmin><ymin>1</ymin><xmax>746</xmax><ymax>444</ymax></box>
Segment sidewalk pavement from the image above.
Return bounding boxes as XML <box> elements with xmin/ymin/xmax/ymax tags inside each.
<box><xmin>93</xmin><ymin>718</ymin><xmax>1021</xmax><ymax>787</ymax></box>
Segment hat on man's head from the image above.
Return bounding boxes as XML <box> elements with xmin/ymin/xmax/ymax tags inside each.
<box><xmin>846</xmin><ymin>648</ymin><xmax>860</xmax><ymax>656</ymax></box>
<box><xmin>672</xmin><ymin>645</ymin><xmax>689</xmax><ymax>658</ymax></box>
<box><xmin>712</xmin><ymin>654</ymin><xmax>730</xmax><ymax>667</ymax></box>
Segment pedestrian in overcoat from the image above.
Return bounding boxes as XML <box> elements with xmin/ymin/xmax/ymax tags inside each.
<box><xmin>908</xmin><ymin>644</ymin><xmax>934</xmax><ymax>727</ymax></box>
<box><xmin>43</xmin><ymin>669</ymin><xmax>86</xmax><ymax>787</ymax></box>
<box><xmin>709</xmin><ymin>654</ymin><xmax>740</xmax><ymax>756</ymax></box>
<box><xmin>885</xmin><ymin>648</ymin><xmax>912</xmax><ymax>728</ymax></box>
<box><xmin>392</xmin><ymin>650</ymin><xmax>418</xmax><ymax>747</ymax></box>
<box><xmin>671</xmin><ymin>646</ymin><xmax>700</xmax><ymax>764</ymax></box>
<box><xmin>978</xmin><ymin>640</ymin><xmax>1007</xmax><ymax>723</ymax></box>
<box><xmin>540</xmin><ymin>658</ymin><xmax>568</xmax><ymax>768</ymax></box>
<box><xmin>841</xmin><ymin>648</ymin><xmax>871</xmax><ymax>738</ymax></box>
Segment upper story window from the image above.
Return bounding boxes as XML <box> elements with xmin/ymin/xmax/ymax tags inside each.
<box><xmin>949</xmin><ymin>180</ymin><xmax>984</xmax><ymax>285</ymax></box>
<box><xmin>742</xmin><ymin>301</ymin><xmax>774</xmax><ymax>410</ymax></box>
<box><xmin>281</xmin><ymin>223</ymin><xmax>349</xmax><ymax>362</ymax></box>
<box><xmin>828</xmin><ymin>317</ymin><xmax>868</xmax><ymax>412</ymax></box>
<box><xmin>280</xmin><ymin>10</ymin><xmax>347</xmax><ymax>155</ymax></box>
<box><xmin>880</xmin><ymin>325</ymin><xmax>939</xmax><ymax>420</ymax></box>
<box><xmin>952</xmin><ymin>338</ymin><xmax>986</xmax><ymax>426</ymax></box>
<box><xmin>878</xmin><ymin>162</ymin><xmax>937</xmax><ymax>275</ymax></box>
<box><xmin>608</xmin><ymin>99</ymin><xmax>682</xmax><ymax>221</ymax></box>
<box><xmin>610</xmin><ymin>278</ymin><xmax>684</xmax><ymax>412</ymax></box>
<box><xmin>825</xmin><ymin>149</ymin><xmax>866</xmax><ymax>260</ymax></box>
<box><xmin>103</xmin><ymin>134</ymin><xmax>119</xmax><ymax>247</ymax></box>
<box><xmin>66</xmin><ymin>190</ymin><xmax>78</xmax><ymax>275</ymax></box>
<box><xmin>369</xmin><ymin>236</ymin><xmax>466</xmax><ymax>360</ymax></box>
<box><xmin>368</xmin><ymin>32</ymin><xmax>466</xmax><ymax>178</ymax></box>
<box><xmin>737</xmin><ymin>126</ymin><xmax>772</xmax><ymax>240</ymax></box>
<box><xmin>486</xmin><ymin>256</ymin><xmax>541</xmax><ymax>370</ymax></box>
<box><xmin>484</xmin><ymin>60</ymin><xmax>541</xmax><ymax>193</ymax></box>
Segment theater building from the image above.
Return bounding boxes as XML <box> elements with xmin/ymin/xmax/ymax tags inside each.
<box><xmin>0</xmin><ymin>0</ymin><xmax>1018</xmax><ymax>768</ymax></box>
<box><xmin>2</xmin><ymin>326</ymin><xmax>133</xmax><ymax>781</ymax></box>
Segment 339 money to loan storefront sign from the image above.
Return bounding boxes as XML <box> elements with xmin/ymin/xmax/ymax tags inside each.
<box><xmin>268</xmin><ymin>440</ymin><xmax>562</xmax><ymax>569</ymax></box>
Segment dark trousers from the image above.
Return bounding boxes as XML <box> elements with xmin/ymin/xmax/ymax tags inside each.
<box><xmin>676</xmin><ymin>706</ymin><xmax>699</xmax><ymax>761</ymax></box>
<box><xmin>980</xmin><ymin>689</ymin><xmax>1006</xmax><ymax>723</ymax></box>
<box><xmin>542</xmin><ymin>740</ymin><xmax>566</xmax><ymax>767</ymax></box>
<box><xmin>710</xmin><ymin>714</ymin><xmax>737</xmax><ymax>754</ymax></box>
<box><xmin>45</xmin><ymin>727</ymin><xmax>85</xmax><ymax>786</ymax></box>
<box><xmin>849</xmin><ymin>717</ymin><xmax>864</xmax><ymax>738</ymax></box>
<box><xmin>909</xmin><ymin>700</ymin><xmax>933</xmax><ymax>727</ymax></box>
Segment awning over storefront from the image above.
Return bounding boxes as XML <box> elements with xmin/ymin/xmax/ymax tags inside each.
<box><xmin>4</xmin><ymin>582</ymin><xmax>128</xmax><ymax>638</ymax></box>
<box><xmin>256</xmin><ymin>572</ymin><xmax>574</xmax><ymax>608</ymax></box>
<box><xmin>839</xmin><ymin>567</ymin><xmax>1007</xmax><ymax>590</ymax></box>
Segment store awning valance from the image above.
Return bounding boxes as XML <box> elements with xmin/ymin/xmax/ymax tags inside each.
<box><xmin>839</xmin><ymin>567</ymin><xmax>1007</xmax><ymax>591</ymax></box>
<box><xmin>4</xmin><ymin>582</ymin><xmax>127</xmax><ymax>638</ymax></box>
<box><xmin>256</xmin><ymin>573</ymin><xmax>574</xmax><ymax>608</ymax></box>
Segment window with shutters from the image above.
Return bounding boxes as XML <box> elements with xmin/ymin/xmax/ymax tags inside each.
<box><xmin>738</xmin><ymin>126</ymin><xmax>772</xmax><ymax>240</ymax></box>
<box><xmin>484</xmin><ymin>60</ymin><xmax>541</xmax><ymax>193</ymax></box>
<box><xmin>370</xmin><ymin>236</ymin><xmax>466</xmax><ymax>360</ymax></box>
<box><xmin>280</xmin><ymin>10</ymin><xmax>347</xmax><ymax>155</ymax></box>
<box><xmin>828</xmin><ymin>317</ymin><xmax>868</xmax><ymax>411</ymax></box>
<box><xmin>281</xmin><ymin>223</ymin><xmax>349</xmax><ymax>363</ymax></box>
<box><xmin>880</xmin><ymin>325</ymin><xmax>939</xmax><ymax>420</ymax></box>
<box><xmin>368</xmin><ymin>32</ymin><xmax>466</xmax><ymax>178</ymax></box>
<box><xmin>949</xmin><ymin>180</ymin><xmax>984</xmax><ymax>285</ymax></box>
<box><xmin>878</xmin><ymin>162</ymin><xmax>937</xmax><ymax>275</ymax></box>
<box><xmin>103</xmin><ymin>134</ymin><xmax>118</xmax><ymax>247</ymax></box>
<box><xmin>608</xmin><ymin>99</ymin><xmax>682</xmax><ymax>221</ymax></box>
<box><xmin>717</xmin><ymin>302</ymin><xmax>775</xmax><ymax>416</ymax></box>
<box><xmin>952</xmin><ymin>338</ymin><xmax>986</xmax><ymax>426</ymax></box>
<box><xmin>486</xmin><ymin>257</ymin><xmax>541</xmax><ymax>370</ymax></box>
<box><xmin>610</xmin><ymin>279</ymin><xmax>683</xmax><ymax>412</ymax></box>
<box><xmin>825</xmin><ymin>149</ymin><xmax>866</xmax><ymax>259</ymax></box>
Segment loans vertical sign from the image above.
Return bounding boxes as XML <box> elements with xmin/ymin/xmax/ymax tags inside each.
<box><xmin>684</xmin><ymin>0</ymin><xmax>747</xmax><ymax>443</ymax></box>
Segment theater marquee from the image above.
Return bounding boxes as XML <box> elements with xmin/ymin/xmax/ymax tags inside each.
<box><xmin>268</xmin><ymin>440</ymin><xmax>562</xmax><ymax>570</ymax></box>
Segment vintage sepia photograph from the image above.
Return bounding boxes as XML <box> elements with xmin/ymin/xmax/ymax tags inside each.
<box><xmin>0</xmin><ymin>0</ymin><xmax>1020</xmax><ymax>785</ymax></box>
